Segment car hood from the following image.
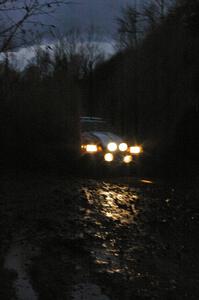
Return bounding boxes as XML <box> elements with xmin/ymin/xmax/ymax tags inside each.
<box><xmin>89</xmin><ymin>131</ymin><xmax>123</xmax><ymax>148</ymax></box>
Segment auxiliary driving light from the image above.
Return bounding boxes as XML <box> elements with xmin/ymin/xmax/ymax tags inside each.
<box><xmin>107</xmin><ymin>142</ymin><xmax>117</xmax><ymax>152</ymax></box>
<box><xmin>130</xmin><ymin>146</ymin><xmax>142</xmax><ymax>154</ymax></box>
<box><xmin>119</xmin><ymin>143</ymin><xmax>128</xmax><ymax>152</ymax></box>
<box><xmin>86</xmin><ymin>144</ymin><xmax>98</xmax><ymax>153</ymax></box>
<box><xmin>104</xmin><ymin>153</ymin><xmax>114</xmax><ymax>162</ymax></box>
<box><xmin>123</xmin><ymin>155</ymin><xmax>133</xmax><ymax>163</ymax></box>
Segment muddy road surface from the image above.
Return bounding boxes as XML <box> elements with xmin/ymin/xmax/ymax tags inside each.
<box><xmin>1</xmin><ymin>171</ymin><xmax>199</xmax><ymax>299</ymax></box>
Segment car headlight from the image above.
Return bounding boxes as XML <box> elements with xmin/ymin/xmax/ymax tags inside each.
<box><xmin>130</xmin><ymin>146</ymin><xmax>142</xmax><ymax>154</ymax></box>
<box><xmin>104</xmin><ymin>153</ymin><xmax>114</xmax><ymax>162</ymax></box>
<box><xmin>123</xmin><ymin>155</ymin><xmax>133</xmax><ymax>163</ymax></box>
<box><xmin>107</xmin><ymin>142</ymin><xmax>117</xmax><ymax>152</ymax></box>
<box><xmin>85</xmin><ymin>144</ymin><xmax>98</xmax><ymax>153</ymax></box>
<box><xmin>119</xmin><ymin>142</ymin><xmax>128</xmax><ymax>152</ymax></box>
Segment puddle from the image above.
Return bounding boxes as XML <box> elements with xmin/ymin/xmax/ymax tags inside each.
<box><xmin>83</xmin><ymin>184</ymin><xmax>139</xmax><ymax>225</ymax></box>
<box><xmin>72</xmin><ymin>283</ymin><xmax>110</xmax><ymax>300</ymax></box>
<box><xmin>4</xmin><ymin>241</ymin><xmax>38</xmax><ymax>300</ymax></box>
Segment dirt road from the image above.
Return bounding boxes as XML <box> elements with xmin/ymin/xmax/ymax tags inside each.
<box><xmin>1</xmin><ymin>171</ymin><xmax>199</xmax><ymax>299</ymax></box>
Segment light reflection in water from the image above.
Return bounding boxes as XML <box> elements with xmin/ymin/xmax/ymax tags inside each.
<box><xmin>92</xmin><ymin>245</ymin><xmax>122</xmax><ymax>274</ymax></box>
<box><xmin>140</xmin><ymin>179</ymin><xmax>154</xmax><ymax>184</ymax></box>
<box><xmin>98</xmin><ymin>188</ymin><xmax>139</xmax><ymax>225</ymax></box>
<box><xmin>81</xmin><ymin>183</ymin><xmax>140</xmax><ymax>275</ymax></box>
<box><xmin>82</xmin><ymin>184</ymin><xmax>140</xmax><ymax>225</ymax></box>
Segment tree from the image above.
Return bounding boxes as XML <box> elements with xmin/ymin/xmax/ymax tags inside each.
<box><xmin>0</xmin><ymin>0</ymin><xmax>71</xmax><ymax>52</ymax></box>
<box><xmin>117</xmin><ymin>4</ymin><xmax>142</xmax><ymax>50</ymax></box>
<box><xmin>54</xmin><ymin>26</ymin><xmax>105</xmax><ymax>78</ymax></box>
<box><xmin>142</xmin><ymin>0</ymin><xmax>176</xmax><ymax>31</ymax></box>
<box><xmin>116</xmin><ymin>1</ymin><xmax>176</xmax><ymax>49</ymax></box>
<box><xmin>176</xmin><ymin>0</ymin><xmax>199</xmax><ymax>34</ymax></box>
<box><xmin>152</xmin><ymin>0</ymin><xmax>166</xmax><ymax>19</ymax></box>
<box><xmin>53</xmin><ymin>26</ymin><xmax>105</xmax><ymax>116</ymax></box>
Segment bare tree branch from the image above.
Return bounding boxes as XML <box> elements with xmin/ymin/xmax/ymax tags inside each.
<box><xmin>116</xmin><ymin>1</ymin><xmax>176</xmax><ymax>49</ymax></box>
<box><xmin>0</xmin><ymin>0</ymin><xmax>74</xmax><ymax>52</ymax></box>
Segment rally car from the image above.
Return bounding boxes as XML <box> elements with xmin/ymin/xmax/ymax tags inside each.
<box><xmin>80</xmin><ymin>117</ymin><xmax>142</xmax><ymax>165</ymax></box>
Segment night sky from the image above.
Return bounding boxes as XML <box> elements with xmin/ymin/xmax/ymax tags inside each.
<box><xmin>44</xmin><ymin>0</ymin><xmax>139</xmax><ymax>37</ymax></box>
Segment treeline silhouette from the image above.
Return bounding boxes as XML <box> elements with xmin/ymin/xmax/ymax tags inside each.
<box><xmin>0</xmin><ymin>50</ymin><xmax>80</xmax><ymax>169</ymax></box>
<box><xmin>86</xmin><ymin>0</ymin><xmax>199</xmax><ymax>177</ymax></box>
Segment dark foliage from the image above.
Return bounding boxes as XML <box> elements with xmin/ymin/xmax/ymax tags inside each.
<box><xmin>0</xmin><ymin>53</ymin><xmax>80</xmax><ymax>170</ymax></box>
<box><xmin>85</xmin><ymin>1</ymin><xmax>199</xmax><ymax>178</ymax></box>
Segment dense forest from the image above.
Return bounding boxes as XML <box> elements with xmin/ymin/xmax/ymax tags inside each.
<box><xmin>0</xmin><ymin>0</ymin><xmax>199</xmax><ymax>175</ymax></box>
<box><xmin>88</xmin><ymin>0</ymin><xmax>199</xmax><ymax>175</ymax></box>
<box><xmin>0</xmin><ymin>49</ymin><xmax>80</xmax><ymax>168</ymax></box>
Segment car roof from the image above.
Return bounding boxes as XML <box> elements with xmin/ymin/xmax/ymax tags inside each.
<box><xmin>80</xmin><ymin>117</ymin><xmax>109</xmax><ymax>132</ymax></box>
<box><xmin>80</xmin><ymin>117</ymin><xmax>105</xmax><ymax>123</ymax></box>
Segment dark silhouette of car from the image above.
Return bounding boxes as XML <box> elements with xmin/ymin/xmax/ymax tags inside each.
<box><xmin>80</xmin><ymin>117</ymin><xmax>142</xmax><ymax>165</ymax></box>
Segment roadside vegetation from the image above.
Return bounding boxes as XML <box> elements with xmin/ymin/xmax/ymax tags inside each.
<box><xmin>89</xmin><ymin>0</ymin><xmax>199</xmax><ymax>178</ymax></box>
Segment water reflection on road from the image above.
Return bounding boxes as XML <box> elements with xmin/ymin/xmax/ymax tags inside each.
<box><xmin>3</xmin><ymin>172</ymin><xmax>197</xmax><ymax>299</ymax></box>
<box><xmin>81</xmin><ymin>182</ymin><xmax>141</xmax><ymax>279</ymax></box>
<box><xmin>83</xmin><ymin>183</ymin><xmax>139</xmax><ymax>225</ymax></box>
<box><xmin>75</xmin><ymin>177</ymin><xmax>186</xmax><ymax>299</ymax></box>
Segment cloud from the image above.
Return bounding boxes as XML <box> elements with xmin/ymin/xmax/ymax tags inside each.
<box><xmin>33</xmin><ymin>0</ymin><xmax>137</xmax><ymax>37</ymax></box>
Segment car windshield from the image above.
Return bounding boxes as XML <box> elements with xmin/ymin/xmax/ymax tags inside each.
<box><xmin>80</xmin><ymin>117</ymin><xmax>112</xmax><ymax>132</ymax></box>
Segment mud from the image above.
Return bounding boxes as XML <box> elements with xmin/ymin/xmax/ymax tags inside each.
<box><xmin>4</xmin><ymin>239</ymin><xmax>38</xmax><ymax>300</ymax></box>
<box><xmin>1</xmin><ymin>171</ymin><xmax>199</xmax><ymax>299</ymax></box>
